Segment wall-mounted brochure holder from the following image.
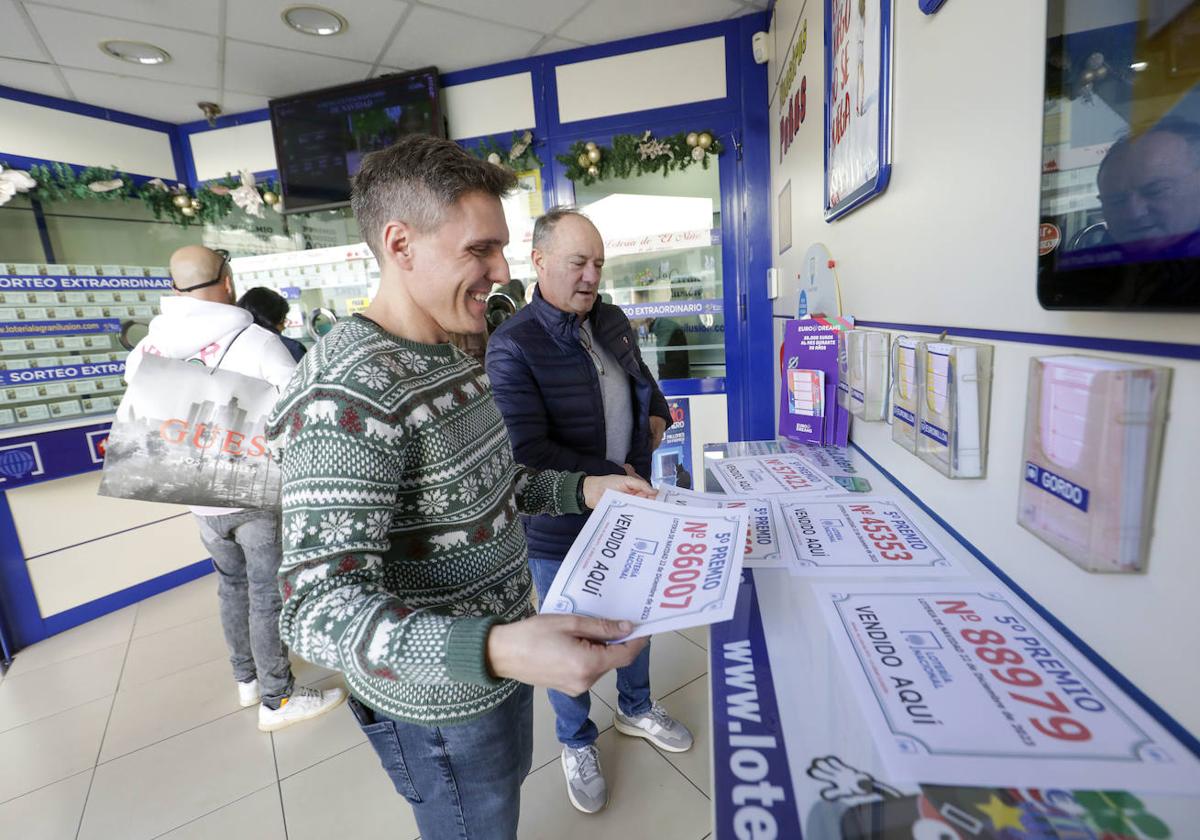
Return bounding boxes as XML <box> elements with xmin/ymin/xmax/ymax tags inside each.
<box><xmin>890</xmin><ymin>336</ymin><xmax>920</xmax><ymax>452</ymax></box>
<box><xmin>1017</xmin><ymin>355</ymin><xmax>1170</xmax><ymax>573</ymax></box>
<box><xmin>916</xmin><ymin>340</ymin><xmax>993</xmax><ymax>479</ymax></box>
<box><xmin>847</xmin><ymin>329</ymin><xmax>889</xmax><ymax>421</ymax></box>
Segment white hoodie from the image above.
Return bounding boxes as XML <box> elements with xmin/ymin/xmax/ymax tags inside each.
<box><xmin>125</xmin><ymin>295</ymin><xmax>298</xmax><ymax>516</ymax></box>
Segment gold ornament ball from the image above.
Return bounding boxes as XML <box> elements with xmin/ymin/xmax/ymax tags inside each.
<box><xmin>697</xmin><ymin>132</ymin><xmax>713</xmax><ymax>149</ymax></box>
<box><xmin>262</xmin><ymin>191</ymin><xmax>279</xmax><ymax>206</ymax></box>
<box><xmin>189</xmin><ymin>198</ymin><xmax>202</xmax><ymax>210</ymax></box>
<box><xmin>180</xmin><ymin>206</ymin><xmax>196</xmax><ymax>217</ymax></box>
<box><xmin>577</xmin><ymin>153</ymin><xmax>590</xmax><ymax>168</ymax></box>
<box><xmin>585</xmin><ymin>141</ymin><xmax>598</xmax><ymax>152</ymax></box>
<box><xmin>587</xmin><ymin>148</ymin><xmax>601</xmax><ymax>164</ymax></box>
<box><xmin>686</xmin><ymin>132</ymin><xmax>699</xmax><ymax>147</ymax></box>
<box><xmin>172</xmin><ymin>194</ymin><xmax>190</xmax><ymax>208</ymax></box>
<box><xmin>586</xmin><ymin>164</ymin><xmax>600</xmax><ymax>177</ymax></box>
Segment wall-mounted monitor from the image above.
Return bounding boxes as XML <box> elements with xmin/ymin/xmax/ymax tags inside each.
<box><xmin>1038</xmin><ymin>1</ymin><xmax>1200</xmax><ymax>310</ymax></box>
<box><xmin>268</xmin><ymin>68</ymin><xmax>444</xmax><ymax>214</ymax></box>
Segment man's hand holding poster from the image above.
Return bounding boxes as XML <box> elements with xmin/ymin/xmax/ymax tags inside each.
<box><xmin>540</xmin><ymin>491</ymin><xmax>747</xmax><ymax>640</ymax></box>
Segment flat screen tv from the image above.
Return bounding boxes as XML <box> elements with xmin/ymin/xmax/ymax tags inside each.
<box><xmin>269</xmin><ymin>68</ymin><xmax>444</xmax><ymax>214</ymax></box>
<box><xmin>1038</xmin><ymin>1</ymin><xmax>1200</xmax><ymax>310</ymax></box>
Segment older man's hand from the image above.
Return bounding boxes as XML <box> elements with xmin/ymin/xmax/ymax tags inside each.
<box><xmin>582</xmin><ymin>474</ymin><xmax>655</xmax><ymax>507</ymax></box>
<box><xmin>649</xmin><ymin>415</ymin><xmax>668</xmax><ymax>451</ymax></box>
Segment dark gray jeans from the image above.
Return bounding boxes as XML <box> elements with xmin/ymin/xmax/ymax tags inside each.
<box><xmin>194</xmin><ymin>510</ymin><xmax>293</xmax><ymax>705</ymax></box>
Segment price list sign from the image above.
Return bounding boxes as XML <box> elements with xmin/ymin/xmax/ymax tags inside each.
<box><xmin>816</xmin><ymin>584</ymin><xmax>1200</xmax><ymax>792</ymax></box>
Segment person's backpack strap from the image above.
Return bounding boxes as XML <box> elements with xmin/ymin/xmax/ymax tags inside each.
<box><xmin>209</xmin><ymin>326</ymin><xmax>251</xmax><ymax>375</ymax></box>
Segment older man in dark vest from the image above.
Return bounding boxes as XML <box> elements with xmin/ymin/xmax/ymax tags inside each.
<box><xmin>486</xmin><ymin>208</ymin><xmax>693</xmax><ymax>815</ymax></box>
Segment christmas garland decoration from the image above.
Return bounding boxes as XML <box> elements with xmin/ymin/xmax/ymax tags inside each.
<box><xmin>557</xmin><ymin>129</ymin><xmax>724</xmax><ymax>185</ymax></box>
<box><xmin>0</xmin><ymin>161</ymin><xmax>281</xmax><ymax>228</ymax></box>
<box><xmin>467</xmin><ymin>130</ymin><xmax>542</xmax><ymax>173</ymax></box>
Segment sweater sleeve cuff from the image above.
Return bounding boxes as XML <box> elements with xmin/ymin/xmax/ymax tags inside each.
<box><xmin>445</xmin><ymin>617</ymin><xmax>504</xmax><ymax>686</ymax></box>
<box><xmin>559</xmin><ymin>471</ymin><xmax>585</xmax><ymax>516</ymax></box>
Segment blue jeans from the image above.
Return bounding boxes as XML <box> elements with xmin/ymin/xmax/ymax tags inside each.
<box><xmin>529</xmin><ymin>556</ymin><xmax>652</xmax><ymax>749</ymax></box>
<box><xmin>348</xmin><ymin>684</ymin><xmax>533</xmax><ymax>840</ymax></box>
<box><xmin>193</xmin><ymin>510</ymin><xmax>293</xmax><ymax>706</ymax></box>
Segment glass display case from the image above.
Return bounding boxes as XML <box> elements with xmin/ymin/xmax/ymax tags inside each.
<box><xmin>0</xmin><ymin>263</ymin><xmax>169</xmax><ymax>433</ymax></box>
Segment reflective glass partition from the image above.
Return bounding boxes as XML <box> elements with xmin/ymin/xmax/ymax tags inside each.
<box><xmin>572</xmin><ymin>162</ymin><xmax>726</xmax><ymax>381</ymax></box>
<box><xmin>1040</xmin><ymin>0</ymin><xmax>1200</xmax><ymax>309</ymax></box>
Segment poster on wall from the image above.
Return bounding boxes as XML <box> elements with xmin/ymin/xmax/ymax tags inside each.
<box><xmin>814</xmin><ymin>583</ymin><xmax>1200</xmax><ymax>792</ymax></box>
<box><xmin>778</xmin><ymin>181</ymin><xmax>793</xmax><ymax>254</ymax></box>
<box><xmin>824</xmin><ymin>0</ymin><xmax>893</xmax><ymax>220</ymax></box>
<box><xmin>651</xmin><ymin>398</ymin><xmax>693</xmax><ymax>489</ymax></box>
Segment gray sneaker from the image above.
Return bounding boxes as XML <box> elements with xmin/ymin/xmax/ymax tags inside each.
<box><xmin>561</xmin><ymin>744</ymin><xmax>607</xmax><ymax>813</ymax></box>
<box><xmin>613</xmin><ymin>701</ymin><xmax>694</xmax><ymax>752</ymax></box>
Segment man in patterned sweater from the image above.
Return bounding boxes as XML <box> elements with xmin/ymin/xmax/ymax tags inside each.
<box><xmin>266</xmin><ymin>134</ymin><xmax>652</xmax><ymax>840</ymax></box>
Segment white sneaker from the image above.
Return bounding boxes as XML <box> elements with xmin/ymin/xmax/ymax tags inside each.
<box><xmin>257</xmin><ymin>686</ymin><xmax>347</xmax><ymax>732</ymax></box>
<box><xmin>237</xmin><ymin>679</ymin><xmax>260</xmax><ymax>708</ymax></box>
<box><xmin>613</xmin><ymin>701</ymin><xmax>694</xmax><ymax>752</ymax></box>
<box><xmin>561</xmin><ymin>745</ymin><xmax>607</xmax><ymax>814</ymax></box>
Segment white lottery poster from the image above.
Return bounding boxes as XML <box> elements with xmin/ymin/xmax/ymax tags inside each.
<box><xmin>711</xmin><ymin>454</ymin><xmax>841</xmax><ymax>496</ymax></box>
<box><xmin>540</xmin><ymin>491</ymin><xmax>747</xmax><ymax>641</ymax></box>
<box><xmin>815</xmin><ymin>584</ymin><xmax>1200</xmax><ymax>792</ymax></box>
<box><xmin>656</xmin><ymin>486</ymin><xmax>792</xmax><ymax>571</ymax></box>
<box><xmin>779</xmin><ymin>440</ymin><xmax>873</xmax><ymax>492</ymax></box>
<box><xmin>778</xmin><ymin>497</ymin><xmax>964</xmax><ymax>576</ymax></box>
<box><xmin>825</xmin><ymin>0</ymin><xmax>891</xmax><ymax>218</ymax></box>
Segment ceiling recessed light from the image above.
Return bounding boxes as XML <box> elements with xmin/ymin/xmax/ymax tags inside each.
<box><xmin>282</xmin><ymin>5</ymin><xmax>347</xmax><ymax>36</ymax></box>
<box><xmin>99</xmin><ymin>40</ymin><xmax>171</xmax><ymax>65</ymax></box>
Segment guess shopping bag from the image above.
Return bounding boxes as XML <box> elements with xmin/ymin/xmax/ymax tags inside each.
<box><xmin>99</xmin><ymin>348</ymin><xmax>282</xmax><ymax>509</ymax></box>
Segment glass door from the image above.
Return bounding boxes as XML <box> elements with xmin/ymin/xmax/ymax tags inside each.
<box><xmin>545</xmin><ymin>115</ymin><xmax>742</xmax><ymax>397</ymax></box>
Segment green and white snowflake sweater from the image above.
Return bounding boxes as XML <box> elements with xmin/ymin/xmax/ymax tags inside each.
<box><xmin>266</xmin><ymin>314</ymin><xmax>584</xmax><ymax>725</ymax></box>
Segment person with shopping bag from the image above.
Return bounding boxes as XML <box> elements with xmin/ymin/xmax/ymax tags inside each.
<box><xmin>120</xmin><ymin>245</ymin><xmax>345</xmax><ymax>732</ymax></box>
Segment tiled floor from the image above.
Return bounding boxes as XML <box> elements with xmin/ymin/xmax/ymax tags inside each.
<box><xmin>0</xmin><ymin>575</ymin><xmax>714</xmax><ymax>839</ymax></box>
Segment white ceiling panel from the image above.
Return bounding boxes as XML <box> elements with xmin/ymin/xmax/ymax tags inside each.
<box><xmin>26</xmin><ymin>4</ymin><xmax>219</xmax><ymax>86</ymax></box>
<box><xmin>420</xmin><ymin>0</ymin><xmax>588</xmax><ymax>34</ymax></box>
<box><xmin>23</xmin><ymin>0</ymin><xmax>220</xmax><ymax>34</ymax></box>
<box><xmin>558</xmin><ymin>0</ymin><xmax>744</xmax><ymax>44</ymax></box>
<box><xmin>220</xmin><ymin>89</ymin><xmax>271</xmax><ymax>117</ymax></box>
<box><xmin>531</xmin><ymin>37</ymin><xmax>588</xmax><ymax>56</ymax></box>
<box><xmin>0</xmin><ymin>1</ymin><xmax>48</xmax><ymax>62</ymax></box>
<box><xmin>383</xmin><ymin>5</ymin><xmax>543</xmax><ymax>73</ymax></box>
<box><xmin>224</xmin><ymin>38</ymin><xmax>374</xmax><ymax>99</ymax></box>
<box><xmin>0</xmin><ymin>56</ymin><xmax>70</xmax><ymax>99</ymax></box>
<box><xmin>60</xmin><ymin>67</ymin><xmax>223</xmax><ymax>122</ymax></box>
<box><xmin>227</xmin><ymin>0</ymin><xmax>410</xmax><ymax>63</ymax></box>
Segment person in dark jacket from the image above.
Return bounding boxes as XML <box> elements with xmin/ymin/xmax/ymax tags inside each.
<box><xmin>486</xmin><ymin>208</ymin><xmax>692</xmax><ymax>815</ymax></box>
<box><xmin>237</xmin><ymin>287</ymin><xmax>307</xmax><ymax>362</ymax></box>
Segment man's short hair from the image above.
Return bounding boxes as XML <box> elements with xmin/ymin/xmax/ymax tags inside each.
<box><xmin>531</xmin><ymin>206</ymin><xmax>594</xmax><ymax>252</ymax></box>
<box><xmin>1099</xmin><ymin>118</ymin><xmax>1200</xmax><ymax>183</ymax></box>
<box><xmin>351</xmin><ymin>134</ymin><xmax>517</xmax><ymax>259</ymax></box>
